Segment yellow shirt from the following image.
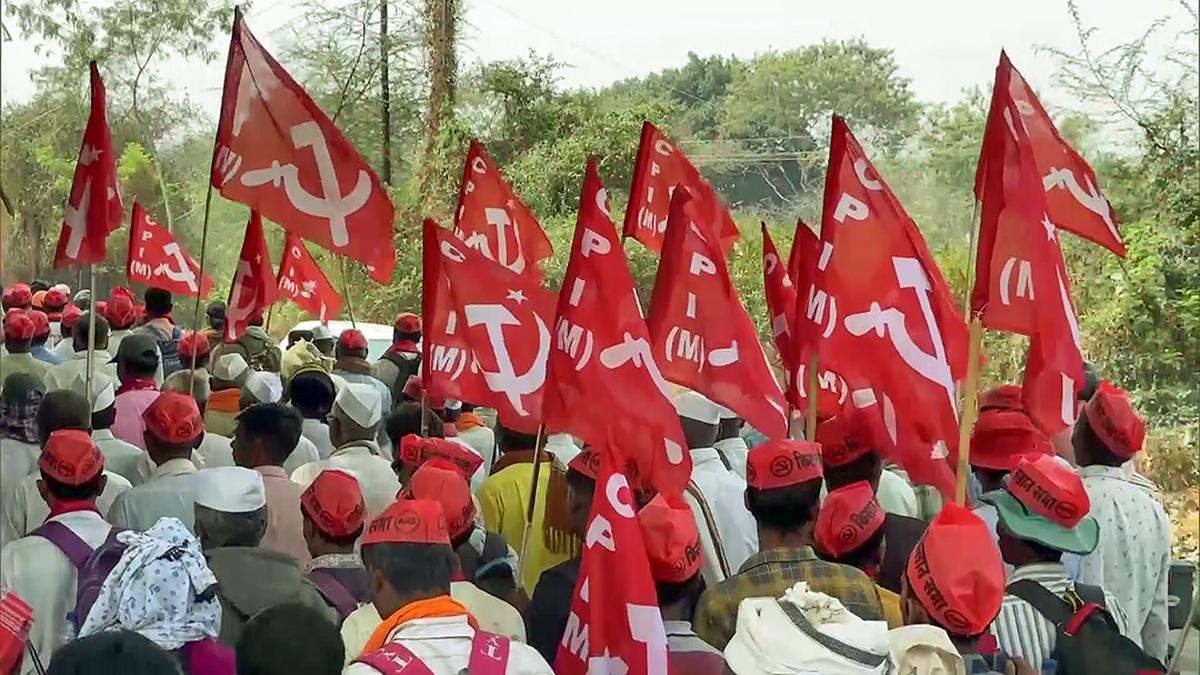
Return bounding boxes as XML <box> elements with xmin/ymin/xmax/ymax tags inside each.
<box><xmin>878</xmin><ymin>584</ymin><xmax>904</xmax><ymax>629</ymax></box>
<box><xmin>477</xmin><ymin>458</ymin><xmax>571</xmax><ymax>593</ymax></box>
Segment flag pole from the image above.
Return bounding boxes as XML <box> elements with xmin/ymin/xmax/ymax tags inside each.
<box><xmin>517</xmin><ymin>424</ymin><xmax>547</xmax><ymax>591</ymax></box>
<box><xmin>83</xmin><ymin>265</ymin><xmax>97</xmax><ymax>430</ymax></box>
<box><xmin>955</xmin><ymin>315</ymin><xmax>983</xmax><ymax>504</ymax></box>
<box><xmin>189</xmin><ymin>186</ymin><xmax>215</xmax><ymax>374</ymax></box>
<box><xmin>340</xmin><ymin>257</ymin><xmax>357</xmax><ymax>329</ymax></box>
<box><xmin>805</xmin><ymin>353</ymin><xmax>819</xmax><ymax>440</ymax></box>
<box><xmin>963</xmin><ymin>200</ymin><xmax>981</xmax><ymax>316</ymax></box>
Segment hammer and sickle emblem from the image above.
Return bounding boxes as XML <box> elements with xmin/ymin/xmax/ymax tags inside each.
<box><xmin>463</xmin><ymin>304</ymin><xmax>550</xmax><ymax>416</ymax></box>
<box><xmin>154</xmin><ymin>243</ymin><xmax>199</xmax><ymax>292</ymax></box>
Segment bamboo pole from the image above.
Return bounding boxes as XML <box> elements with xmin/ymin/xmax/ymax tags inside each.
<box><xmin>83</xmin><ymin>266</ymin><xmax>97</xmax><ymax>430</ymax></box>
<box><xmin>963</xmin><ymin>200</ymin><xmax>981</xmax><ymax>316</ymax></box>
<box><xmin>805</xmin><ymin>352</ymin><xmax>819</xmax><ymax>440</ymax></box>
<box><xmin>189</xmin><ymin>186</ymin><xmax>215</xmax><ymax>374</ymax></box>
<box><xmin>517</xmin><ymin>424</ymin><xmax>547</xmax><ymax>591</ymax></box>
<box><xmin>955</xmin><ymin>316</ymin><xmax>984</xmax><ymax>505</ymax></box>
<box><xmin>341</xmin><ymin>257</ymin><xmax>357</xmax><ymax>329</ymax></box>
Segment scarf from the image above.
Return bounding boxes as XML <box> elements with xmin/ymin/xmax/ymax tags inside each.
<box><xmin>207</xmin><ymin>388</ymin><xmax>241</xmax><ymax>413</ymax></box>
<box><xmin>361</xmin><ymin>595</ymin><xmax>476</xmax><ymax>654</ymax></box>
<box><xmin>385</xmin><ymin>341</ymin><xmax>419</xmax><ymax>358</ymax></box>
<box><xmin>46</xmin><ymin>499</ymin><xmax>101</xmax><ymax>520</ymax></box>
<box><xmin>456</xmin><ymin>412</ymin><xmax>486</xmax><ymax>432</ymax></box>
<box><xmin>116</xmin><ymin>378</ymin><xmax>158</xmax><ymax>395</ymax></box>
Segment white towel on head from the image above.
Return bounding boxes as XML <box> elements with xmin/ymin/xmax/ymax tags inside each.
<box><xmin>78</xmin><ymin>517</ymin><xmax>220</xmax><ymax>650</ymax></box>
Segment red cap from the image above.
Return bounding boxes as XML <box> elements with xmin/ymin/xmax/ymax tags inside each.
<box><xmin>396</xmin><ymin>434</ymin><xmax>483</xmax><ymax>478</ymax></box>
<box><xmin>394</xmin><ymin>312</ymin><xmax>421</xmax><ymax>334</ymax></box>
<box><xmin>400</xmin><ymin>376</ymin><xmax>445</xmax><ymax>408</ymax></box>
<box><xmin>815</xmin><ymin>481</ymin><xmax>885</xmax><ymax>559</ymax></box>
<box><xmin>39</xmin><ymin>430</ymin><xmax>104</xmax><ymax>486</ymax></box>
<box><xmin>638</xmin><ymin>494</ymin><xmax>702</xmax><ymax>583</ymax></box>
<box><xmin>969</xmin><ymin>410</ymin><xmax>1051</xmax><ymax>471</ymax></box>
<box><xmin>401</xmin><ymin>460</ymin><xmax>476</xmax><ymax>540</ymax></box>
<box><xmin>746</xmin><ymin>440</ymin><xmax>823</xmax><ymax>490</ymax></box>
<box><xmin>567</xmin><ymin>446</ymin><xmax>601</xmax><ymax>480</ymax></box>
<box><xmin>3</xmin><ymin>283</ymin><xmax>32</xmax><ymax>309</ymax></box>
<box><xmin>1081</xmin><ymin>382</ymin><xmax>1145</xmax><ymax>459</ymax></box>
<box><xmin>105</xmin><ymin>295</ymin><xmax>136</xmax><ymax>328</ymax></box>
<box><xmin>95</xmin><ymin>300</ymin><xmax>107</xmax><ymax>316</ymax></box>
<box><xmin>1008</xmin><ymin>454</ymin><xmax>1091</xmax><ymax>528</ymax></box>
<box><xmin>907</xmin><ymin>502</ymin><xmax>1005</xmax><ymax>636</ymax></box>
<box><xmin>338</xmin><ymin>329</ymin><xmax>369</xmax><ymax>352</ymax></box>
<box><xmin>362</xmin><ymin>499</ymin><xmax>449</xmax><ymax>546</ymax></box>
<box><xmin>27</xmin><ymin>310</ymin><xmax>50</xmax><ymax>339</ymax></box>
<box><xmin>178</xmin><ymin>330</ymin><xmax>211</xmax><ymax>362</ymax></box>
<box><xmin>3</xmin><ymin>311</ymin><xmax>35</xmax><ymax>341</ymax></box>
<box><xmin>110</xmin><ymin>286</ymin><xmax>136</xmax><ymax>303</ymax></box>
<box><xmin>979</xmin><ymin>384</ymin><xmax>1026</xmax><ymax>413</ymax></box>
<box><xmin>815</xmin><ymin>411</ymin><xmax>873</xmax><ymax>467</ymax></box>
<box><xmin>43</xmin><ymin>289</ymin><xmax>68</xmax><ymax>310</ymax></box>
<box><xmin>301</xmin><ymin>470</ymin><xmax>367</xmax><ymax>539</ymax></box>
<box><xmin>60</xmin><ymin>305</ymin><xmax>84</xmax><ymax>332</ymax></box>
<box><xmin>142</xmin><ymin>392</ymin><xmax>203</xmax><ymax>444</ymax></box>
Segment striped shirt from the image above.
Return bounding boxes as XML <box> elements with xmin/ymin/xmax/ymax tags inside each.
<box><xmin>990</xmin><ymin>562</ymin><xmax>1130</xmax><ymax>670</ymax></box>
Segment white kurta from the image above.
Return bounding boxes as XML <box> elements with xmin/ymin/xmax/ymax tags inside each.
<box><xmin>285</xmin><ymin>435</ymin><xmax>322</xmax><ymax>476</ymax></box>
<box><xmin>714</xmin><ymin>436</ymin><xmax>749</xmax><ymax>479</ymax></box>
<box><xmin>0</xmin><ymin>438</ymin><xmax>41</xmax><ymax>512</ymax></box>
<box><xmin>42</xmin><ymin>350</ymin><xmax>118</xmax><ymax>392</ymax></box>
<box><xmin>340</xmin><ymin>582</ymin><xmax>528</xmax><ymax>665</ymax></box>
<box><xmin>682</xmin><ymin>447</ymin><xmax>759</xmax><ymax>587</ymax></box>
<box><xmin>301</xmin><ymin>418</ymin><xmax>335</xmax><ymax>460</ymax></box>
<box><xmin>107</xmin><ymin>458</ymin><xmax>208</xmax><ymax>533</ymax></box>
<box><xmin>1</xmin><ymin>471</ymin><xmax>131</xmax><ymax>549</ymax></box>
<box><xmin>290</xmin><ymin>441</ymin><xmax>400</xmax><ymax>518</ymax></box>
<box><xmin>876</xmin><ymin>469</ymin><xmax>920</xmax><ymax>518</ymax></box>
<box><xmin>456</xmin><ymin>425</ymin><xmax>496</xmax><ymax>477</ymax></box>
<box><xmin>543</xmin><ymin>434</ymin><xmax>582</xmax><ymax>468</ymax></box>
<box><xmin>1074</xmin><ymin>465</ymin><xmax>1171</xmax><ymax>660</ymax></box>
<box><xmin>91</xmin><ymin>429</ymin><xmax>144</xmax><ymax>486</ymax></box>
<box><xmin>0</xmin><ymin>510</ymin><xmax>113</xmax><ymax>674</ymax></box>
<box><xmin>194</xmin><ymin>432</ymin><xmax>235</xmax><ymax>469</ymax></box>
<box><xmin>343</xmin><ymin>615</ymin><xmax>551</xmax><ymax>675</ymax></box>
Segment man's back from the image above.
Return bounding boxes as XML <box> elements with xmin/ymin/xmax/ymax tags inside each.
<box><xmin>2</xmin><ymin>470</ymin><xmax>130</xmax><ymax>548</ymax></box>
<box><xmin>1076</xmin><ymin>465</ymin><xmax>1171</xmax><ymax>659</ymax></box>
<box><xmin>206</xmin><ymin>545</ymin><xmax>336</xmax><ymax>646</ymax></box>
<box><xmin>683</xmin><ymin>447</ymin><xmax>759</xmax><ymax>586</ymax></box>
<box><xmin>91</xmin><ymin>429</ymin><xmax>144</xmax><ymax>485</ymax></box>
<box><xmin>694</xmin><ymin>546</ymin><xmax>885</xmax><ymax>651</ymax></box>
<box><xmin>108</xmin><ymin>459</ymin><xmax>206</xmax><ymax>532</ymax></box>
<box><xmin>44</xmin><ymin>352</ymin><xmax>117</xmax><ymax>392</ymax></box>
<box><xmin>111</xmin><ymin>389</ymin><xmax>161</xmax><ymax>450</ymax></box>
<box><xmin>477</xmin><ymin>459</ymin><xmax>572</xmax><ymax>592</ymax></box>
<box><xmin>344</xmin><ymin>615</ymin><xmax>551</xmax><ymax>675</ymax></box>
<box><xmin>1</xmin><ymin>353</ymin><xmax>48</xmax><ymax>384</ymax></box>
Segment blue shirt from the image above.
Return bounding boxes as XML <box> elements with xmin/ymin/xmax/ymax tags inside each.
<box><xmin>30</xmin><ymin>344</ymin><xmax>62</xmax><ymax>365</ymax></box>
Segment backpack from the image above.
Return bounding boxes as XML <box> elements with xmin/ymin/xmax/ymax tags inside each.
<box><xmin>30</xmin><ymin>522</ymin><xmax>128</xmax><ymax>632</ymax></box>
<box><xmin>140</xmin><ymin>323</ymin><xmax>183</xmax><ymax>375</ymax></box>
<box><xmin>1008</xmin><ymin>579</ymin><xmax>1166</xmax><ymax>675</ymax></box>
<box><xmin>307</xmin><ymin>570</ymin><xmax>361</xmax><ymax>622</ymax></box>
<box><xmin>379</xmin><ymin>350</ymin><xmax>420</xmax><ymax>401</ymax></box>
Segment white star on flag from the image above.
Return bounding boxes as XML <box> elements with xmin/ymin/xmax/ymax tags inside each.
<box><xmin>1041</xmin><ymin>214</ymin><xmax>1058</xmax><ymax>242</ymax></box>
<box><xmin>79</xmin><ymin>145</ymin><xmax>101</xmax><ymax>166</ymax></box>
<box><xmin>506</xmin><ymin>289</ymin><xmax>527</xmax><ymax>304</ymax></box>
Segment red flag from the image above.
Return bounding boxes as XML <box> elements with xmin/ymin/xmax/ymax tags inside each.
<box><xmin>453</xmin><ymin>140</ymin><xmax>553</xmax><ymax>281</ymax></box>
<box><xmin>421</xmin><ymin>218</ymin><xmax>489</xmax><ymax>406</ymax></box>
<box><xmin>276</xmin><ymin>233</ymin><xmax>344</xmax><ymax>321</ymax></box>
<box><xmin>554</xmin><ymin>451</ymin><xmax>668</xmax><ymax>675</ymax></box>
<box><xmin>54</xmin><ymin>61</ymin><xmax>123</xmax><ymax>269</ymax></box>
<box><xmin>433</xmin><ymin>226</ymin><xmax>557</xmax><ymax>434</ymax></box>
<box><xmin>975</xmin><ymin>52</ymin><xmax>1123</xmax><ymax>256</ymax></box>
<box><xmin>224</xmin><ymin>212</ymin><xmax>278</xmax><ymax>342</ymax></box>
<box><xmin>802</xmin><ymin>117</ymin><xmax>967</xmax><ymax>496</ymax></box>
<box><xmin>974</xmin><ymin>54</ymin><xmax>1084</xmax><ymax>435</ymax></box>
<box><xmin>622</xmin><ymin>121</ymin><xmax>738</xmax><ymax>254</ymax></box>
<box><xmin>126</xmin><ymin>203</ymin><xmax>213</xmax><ymax>299</ymax></box>
<box><xmin>786</xmin><ymin>218</ymin><xmax>816</xmax><ymax>285</ymax></box>
<box><xmin>761</xmin><ymin>223</ymin><xmax>801</xmax><ymax>405</ymax></box>
<box><xmin>647</xmin><ymin>189</ymin><xmax>787</xmax><ymax>439</ymax></box>
<box><xmin>785</xmin><ymin>219</ymin><xmax>847</xmax><ymax>419</ymax></box>
<box><xmin>543</xmin><ymin>161</ymin><xmax>691</xmax><ymax>496</ymax></box>
<box><xmin>211</xmin><ymin>10</ymin><xmax>395</xmax><ymax>282</ymax></box>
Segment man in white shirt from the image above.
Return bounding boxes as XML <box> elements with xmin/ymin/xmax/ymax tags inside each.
<box><xmin>988</xmin><ymin>454</ymin><xmax>1130</xmax><ymax>669</ymax></box>
<box><xmin>345</xmin><ymin>499</ymin><xmax>551</xmax><ymax>674</ymax></box>
<box><xmin>0</xmin><ymin>430</ymin><xmax>117</xmax><ymax>673</ymax></box>
<box><xmin>43</xmin><ymin>313</ymin><xmax>118</xmax><ymax>392</ymax></box>
<box><xmin>714</xmin><ymin>408</ymin><xmax>750</xmax><ymax>479</ymax></box>
<box><xmin>453</xmin><ymin>402</ymin><xmax>496</xmax><ymax>475</ymax></box>
<box><xmin>107</xmin><ymin>391</ymin><xmax>209</xmax><ymax>533</ymax></box>
<box><xmin>673</xmin><ymin>390</ymin><xmax>758</xmax><ymax>587</ymax></box>
<box><xmin>291</xmin><ymin>383</ymin><xmax>399</xmax><ymax>518</ymax></box>
<box><xmin>1072</xmin><ymin>383</ymin><xmax>1171</xmax><ymax>661</ymax></box>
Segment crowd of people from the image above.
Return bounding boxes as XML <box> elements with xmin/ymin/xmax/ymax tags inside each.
<box><xmin>0</xmin><ymin>280</ymin><xmax>1179</xmax><ymax>674</ymax></box>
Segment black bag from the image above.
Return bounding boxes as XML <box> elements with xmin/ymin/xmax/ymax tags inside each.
<box><xmin>1008</xmin><ymin>579</ymin><xmax>1166</xmax><ymax>675</ymax></box>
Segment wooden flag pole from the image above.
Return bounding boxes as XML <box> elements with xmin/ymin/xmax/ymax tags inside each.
<box><xmin>955</xmin><ymin>315</ymin><xmax>984</xmax><ymax>504</ymax></box>
<box><xmin>83</xmin><ymin>265</ymin><xmax>98</xmax><ymax>429</ymax></box>
<box><xmin>340</xmin><ymin>257</ymin><xmax>357</xmax><ymax>329</ymax></box>
<box><xmin>963</xmin><ymin>200</ymin><xmax>981</xmax><ymax>316</ymax></box>
<box><xmin>188</xmin><ymin>186</ymin><xmax>215</xmax><ymax>374</ymax></box>
<box><xmin>517</xmin><ymin>424</ymin><xmax>547</xmax><ymax>591</ymax></box>
<box><xmin>805</xmin><ymin>352</ymin><xmax>819</xmax><ymax>440</ymax></box>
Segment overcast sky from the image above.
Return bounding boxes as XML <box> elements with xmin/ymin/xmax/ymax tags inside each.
<box><xmin>0</xmin><ymin>0</ymin><xmax>1192</xmax><ymax>119</ymax></box>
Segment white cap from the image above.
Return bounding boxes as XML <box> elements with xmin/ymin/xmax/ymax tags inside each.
<box><xmin>444</xmin><ymin>399</ymin><xmax>462</xmax><ymax>412</ymax></box>
<box><xmin>213</xmin><ymin>353</ymin><xmax>249</xmax><ymax>381</ymax></box>
<box><xmin>67</xmin><ymin>372</ymin><xmax>116</xmax><ymax>412</ymax></box>
<box><xmin>243</xmin><ymin>371</ymin><xmax>282</xmax><ymax>403</ymax></box>
<box><xmin>672</xmin><ymin>389</ymin><xmax>722</xmax><ymax>426</ymax></box>
<box><xmin>194</xmin><ymin>467</ymin><xmax>267</xmax><ymax>513</ymax></box>
<box><xmin>333</xmin><ymin>382</ymin><xmax>382</xmax><ymax>428</ymax></box>
<box><xmin>311</xmin><ymin>324</ymin><xmax>333</xmax><ymax>341</ymax></box>
<box><xmin>50</xmin><ymin>283</ymin><xmax>70</xmax><ymax>295</ymax></box>
<box><xmin>718</xmin><ymin>405</ymin><xmax>739</xmax><ymax>421</ymax></box>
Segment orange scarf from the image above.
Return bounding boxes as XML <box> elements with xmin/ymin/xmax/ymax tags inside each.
<box><xmin>455</xmin><ymin>412</ymin><xmax>486</xmax><ymax>432</ymax></box>
<box><xmin>361</xmin><ymin>595</ymin><xmax>477</xmax><ymax>654</ymax></box>
<box><xmin>208</xmin><ymin>388</ymin><xmax>241</xmax><ymax>413</ymax></box>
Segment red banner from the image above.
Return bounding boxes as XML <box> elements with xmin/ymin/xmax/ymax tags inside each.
<box><xmin>211</xmin><ymin>10</ymin><xmax>395</xmax><ymax>282</ymax></box>
<box><xmin>126</xmin><ymin>203</ymin><xmax>213</xmax><ymax>299</ymax></box>
<box><xmin>276</xmin><ymin>233</ymin><xmax>344</xmax><ymax>321</ymax></box>
<box><xmin>224</xmin><ymin>212</ymin><xmax>278</xmax><ymax>342</ymax></box>
<box><xmin>421</xmin><ymin>219</ymin><xmax>489</xmax><ymax>407</ymax></box>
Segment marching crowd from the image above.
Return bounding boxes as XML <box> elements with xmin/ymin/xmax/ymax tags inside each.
<box><xmin>0</xmin><ymin>280</ymin><xmax>1178</xmax><ymax>674</ymax></box>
